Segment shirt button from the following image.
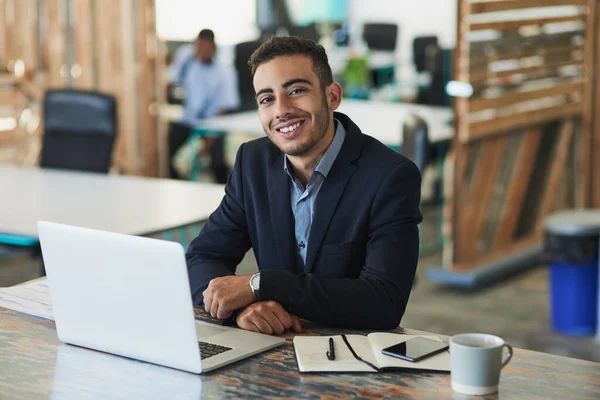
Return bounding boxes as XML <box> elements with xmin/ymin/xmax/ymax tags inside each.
<box><xmin>298</xmin><ymin>241</ymin><xmax>306</xmax><ymax>249</ymax></box>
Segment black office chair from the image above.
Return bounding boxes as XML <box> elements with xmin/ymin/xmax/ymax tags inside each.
<box><xmin>362</xmin><ymin>23</ymin><xmax>398</xmax><ymax>51</ymax></box>
<box><xmin>402</xmin><ymin>114</ymin><xmax>430</xmax><ymax>173</ymax></box>
<box><xmin>362</xmin><ymin>23</ymin><xmax>399</xmax><ymax>87</ymax></box>
<box><xmin>288</xmin><ymin>23</ymin><xmax>319</xmax><ymax>42</ymax></box>
<box><xmin>234</xmin><ymin>40</ymin><xmax>264</xmax><ymax>112</ymax></box>
<box><xmin>41</xmin><ymin>89</ymin><xmax>117</xmax><ymax>173</ymax></box>
<box><xmin>413</xmin><ymin>36</ymin><xmax>439</xmax><ymax>73</ymax></box>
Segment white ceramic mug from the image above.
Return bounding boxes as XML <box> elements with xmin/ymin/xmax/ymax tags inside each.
<box><xmin>449</xmin><ymin>333</ymin><xmax>513</xmax><ymax>396</ymax></box>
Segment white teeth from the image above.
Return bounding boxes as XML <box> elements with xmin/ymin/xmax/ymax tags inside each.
<box><xmin>279</xmin><ymin>122</ymin><xmax>300</xmax><ymax>133</ymax></box>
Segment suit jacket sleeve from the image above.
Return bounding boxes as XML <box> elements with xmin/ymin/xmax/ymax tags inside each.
<box><xmin>260</xmin><ymin>161</ymin><xmax>422</xmax><ymax>330</ymax></box>
<box><xmin>186</xmin><ymin>144</ymin><xmax>251</xmax><ymax>304</ymax></box>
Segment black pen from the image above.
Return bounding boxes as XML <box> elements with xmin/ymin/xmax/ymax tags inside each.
<box><xmin>326</xmin><ymin>337</ymin><xmax>336</xmax><ymax>361</ymax></box>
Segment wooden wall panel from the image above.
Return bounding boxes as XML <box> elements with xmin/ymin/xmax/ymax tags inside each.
<box><xmin>0</xmin><ymin>0</ymin><xmax>8</xmax><ymax>68</ymax></box>
<box><xmin>45</xmin><ymin>0</ymin><xmax>68</xmax><ymax>87</ymax></box>
<box><xmin>0</xmin><ymin>0</ymin><xmax>163</xmax><ymax>174</ymax></box>
<box><xmin>73</xmin><ymin>0</ymin><xmax>95</xmax><ymax>89</ymax></box>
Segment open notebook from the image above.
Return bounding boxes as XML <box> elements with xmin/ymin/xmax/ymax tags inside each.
<box><xmin>294</xmin><ymin>333</ymin><xmax>450</xmax><ymax>373</ymax></box>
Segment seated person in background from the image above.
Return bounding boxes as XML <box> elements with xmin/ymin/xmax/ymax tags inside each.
<box><xmin>186</xmin><ymin>36</ymin><xmax>422</xmax><ymax>333</ymax></box>
<box><xmin>168</xmin><ymin>29</ymin><xmax>239</xmax><ymax>183</ymax></box>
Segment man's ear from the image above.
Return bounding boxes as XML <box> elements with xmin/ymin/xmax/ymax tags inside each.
<box><xmin>326</xmin><ymin>82</ymin><xmax>343</xmax><ymax>111</ymax></box>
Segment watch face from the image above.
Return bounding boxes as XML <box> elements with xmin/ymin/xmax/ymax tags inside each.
<box><xmin>251</xmin><ymin>273</ymin><xmax>260</xmax><ymax>289</ymax></box>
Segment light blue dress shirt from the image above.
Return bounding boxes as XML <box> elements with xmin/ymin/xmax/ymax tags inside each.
<box><xmin>169</xmin><ymin>44</ymin><xmax>240</xmax><ymax>126</ymax></box>
<box><xmin>284</xmin><ymin>119</ymin><xmax>347</xmax><ymax>268</ymax></box>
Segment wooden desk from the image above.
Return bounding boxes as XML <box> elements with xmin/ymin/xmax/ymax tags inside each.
<box><xmin>1</xmin><ymin>307</ymin><xmax>598</xmax><ymax>399</ymax></box>
<box><xmin>0</xmin><ymin>165</ymin><xmax>224</xmax><ymax>241</ymax></box>
<box><xmin>161</xmin><ymin>99</ymin><xmax>453</xmax><ymax>148</ymax></box>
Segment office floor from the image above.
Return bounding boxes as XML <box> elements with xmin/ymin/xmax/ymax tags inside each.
<box><xmin>2</xmin><ymin>204</ymin><xmax>599</xmax><ymax>363</ymax></box>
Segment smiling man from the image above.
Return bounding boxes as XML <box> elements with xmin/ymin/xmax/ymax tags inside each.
<box><xmin>186</xmin><ymin>36</ymin><xmax>422</xmax><ymax>334</ymax></box>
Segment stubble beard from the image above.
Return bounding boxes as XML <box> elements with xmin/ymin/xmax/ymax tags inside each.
<box><xmin>266</xmin><ymin>95</ymin><xmax>331</xmax><ymax>157</ymax></box>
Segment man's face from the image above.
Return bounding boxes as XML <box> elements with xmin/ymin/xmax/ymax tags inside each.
<box><xmin>253</xmin><ymin>55</ymin><xmax>334</xmax><ymax>158</ymax></box>
<box><xmin>195</xmin><ymin>39</ymin><xmax>215</xmax><ymax>63</ymax></box>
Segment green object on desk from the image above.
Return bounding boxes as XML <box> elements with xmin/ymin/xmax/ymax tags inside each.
<box><xmin>343</xmin><ymin>56</ymin><xmax>371</xmax><ymax>99</ymax></box>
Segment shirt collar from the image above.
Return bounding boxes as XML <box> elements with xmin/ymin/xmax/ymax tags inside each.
<box><xmin>283</xmin><ymin>118</ymin><xmax>347</xmax><ymax>178</ymax></box>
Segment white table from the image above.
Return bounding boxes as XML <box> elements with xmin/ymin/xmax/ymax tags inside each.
<box><xmin>0</xmin><ymin>165</ymin><xmax>225</xmax><ymax>240</ymax></box>
<box><xmin>161</xmin><ymin>99</ymin><xmax>453</xmax><ymax>147</ymax></box>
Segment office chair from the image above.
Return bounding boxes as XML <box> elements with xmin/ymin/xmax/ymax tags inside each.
<box><xmin>288</xmin><ymin>23</ymin><xmax>319</xmax><ymax>42</ymax></box>
<box><xmin>234</xmin><ymin>40</ymin><xmax>264</xmax><ymax>112</ymax></box>
<box><xmin>413</xmin><ymin>37</ymin><xmax>449</xmax><ymax>106</ymax></box>
<box><xmin>402</xmin><ymin>114</ymin><xmax>439</xmax><ymax>264</ymax></box>
<box><xmin>402</xmin><ymin>114</ymin><xmax>430</xmax><ymax>173</ymax></box>
<box><xmin>362</xmin><ymin>23</ymin><xmax>398</xmax><ymax>87</ymax></box>
<box><xmin>41</xmin><ymin>89</ymin><xmax>117</xmax><ymax>173</ymax></box>
<box><xmin>413</xmin><ymin>36</ymin><xmax>439</xmax><ymax>73</ymax></box>
<box><xmin>362</xmin><ymin>23</ymin><xmax>398</xmax><ymax>51</ymax></box>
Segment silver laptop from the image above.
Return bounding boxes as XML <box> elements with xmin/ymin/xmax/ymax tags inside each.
<box><xmin>38</xmin><ymin>221</ymin><xmax>285</xmax><ymax>374</ymax></box>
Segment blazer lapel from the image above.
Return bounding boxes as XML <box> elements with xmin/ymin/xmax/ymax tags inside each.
<box><xmin>267</xmin><ymin>152</ymin><xmax>298</xmax><ymax>272</ymax></box>
<box><xmin>304</xmin><ymin>114</ymin><xmax>362</xmax><ymax>273</ymax></box>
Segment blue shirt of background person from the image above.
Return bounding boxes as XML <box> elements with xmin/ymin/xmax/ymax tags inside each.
<box><xmin>169</xmin><ymin>30</ymin><xmax>240</xmax><ymax>126</ymax></box>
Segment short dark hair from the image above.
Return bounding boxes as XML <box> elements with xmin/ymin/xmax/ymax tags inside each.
<box><xmin>197</xmin><ymin>29</ymin><xmax>215</xmax><ymax>42</ymax></box>
<box><xmin>248</xmin><ymin>36</ymin><xmax>333</xmax><ymax>88</ymax></box>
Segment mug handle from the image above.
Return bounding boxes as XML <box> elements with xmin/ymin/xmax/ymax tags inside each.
<box><xmin>501</xmin><ymin>344</ymin><xmax>513</xmax><ymax>369</ymax></box>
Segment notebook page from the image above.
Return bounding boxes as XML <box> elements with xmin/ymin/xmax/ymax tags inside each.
<box><xmin>293</xmin><ymin>334</ymin><xmax>378</xmax><ymax>372</ymax></box>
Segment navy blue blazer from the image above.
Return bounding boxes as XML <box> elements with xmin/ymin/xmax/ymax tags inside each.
<box><xmin>186</xmin><ymin>112</ymin><xmax>422</xmax><ymax>329</ymax></box>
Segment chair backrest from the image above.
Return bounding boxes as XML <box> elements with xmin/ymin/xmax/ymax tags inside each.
<box><xmin>288</xmin><ymin>23</ymin><xmax>319</xmax><ymax>42</ymax></box>
<box><xmin>412</xmin><ymin>36</ymin><xmax>439</xmax><ymax>72</ymax></box>
<box><xmin>234</xmin><ymin>40</ymin><xmax>263</xmax><ymax>112</ymax></box>
<box><xmin>402</xmin><ymin>114</ymin><xmax>430</xmax><ymax>173</ymax></box>
<box><xmin>362</xmin><ymin>23</ymin><xmax>398</xmax><ymax>51</ymax></box>
<box><xmin>41</xmin><ymin>89</ymin><xmax>117</xmax><ymax>173</ymax></box>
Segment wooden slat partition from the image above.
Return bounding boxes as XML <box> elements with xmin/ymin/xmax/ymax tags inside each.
<box><xmin>470</xmin><ymin>82</ymin><xmax>583</xmax><ymax>112</ymax></box>
<box><xmin>594</xmin><ymin>3</ymin><xmax>600</xmax><ymax>207</ymax></box>
<box><xmin>446</xmin><ymin>0</ymin><xmax>598</xmax><ymax>272</ymax></box>
<box><xmin>460</xmin><ymin>137</ymin><xmax>508</xmax><ymax>260</ymax></box>
<box><xmin>536</xmin><ymin>121</ymin><xmax>575</xmax><ymax>229</ymax></box>
<box><xmin>579</xmin><ymin>0</ymin><xmax>597</xmax><ymax>206</ymax></box>
<box><xmin>470</xmin><ymin>0</ymin><xmax>587</xmax><ymax>14</ymax></box>
<box><xmin>469</xmin><ymin>43</ymin><xmax>584</xmax><ymax>70</ymax></box>
<box><xmin>467</xmin><ymin>103</ymin><xmax>582</xmax><ymax>141</ymax></box>
<box><xmin>0</xmin><ymin>0</ymin><xmax>164</xmax><ymax>175</ymax></box>
<box><xmin>470</xmin><ymin>15</ymin><xmax>584</xmax><ymax>32</ymax></box>
<box><xmin>492</xmin><ymin>129</ymin><xmax>542</xmax><ymax>247</ymax></box>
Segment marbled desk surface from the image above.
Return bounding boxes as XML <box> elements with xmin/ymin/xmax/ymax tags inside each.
<box><xmin>1</xmin><ymin>307</ymin><xmax>599</xmax><ymax>400</ymax></box>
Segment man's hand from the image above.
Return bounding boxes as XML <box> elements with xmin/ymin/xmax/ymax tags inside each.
<box><xmin>236</xmin><ymin>301</ymin><xmax>302</xmax><ymax>335</ymax></box>
<box><xmin>203</xmin><ymin>275</ymin><xmax>256</xmax><ymax>319</ymax></box>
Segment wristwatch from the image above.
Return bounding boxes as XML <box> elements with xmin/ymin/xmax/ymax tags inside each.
<box><xmin>249</xmin><ymin>272</ymin><xmax>260</xmax><ymax>298</ymax></box>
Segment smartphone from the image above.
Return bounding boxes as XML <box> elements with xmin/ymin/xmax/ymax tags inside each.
<box><xmin>381</xmin><ymin>337</ymin><xmax>449</xmax><ymax>362</ymax></box>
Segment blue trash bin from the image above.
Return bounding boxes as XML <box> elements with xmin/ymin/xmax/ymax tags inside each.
<box><xmin>545</xmin><ymin>210</ymin><xmax>600</xmax><ymax>336</ymax></box>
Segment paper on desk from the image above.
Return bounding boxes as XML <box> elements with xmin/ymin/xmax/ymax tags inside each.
<box><xmin>0</xmin><ymin>278</ymin><xmax>54</xmax><ymax>320</ymax></box>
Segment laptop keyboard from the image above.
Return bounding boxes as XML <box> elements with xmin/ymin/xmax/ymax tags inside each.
<box><xmin>198</xmin><ymin>341</ymin><xmax>232</xmax><ymax>359</ymax></box>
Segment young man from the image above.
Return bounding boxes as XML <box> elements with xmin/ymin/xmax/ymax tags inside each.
<box><xmin>186</xmin><ymin>36</ymin><xmax>422</xmax><ymax>334</ymax></box>
<box><xmin>168</xmin><ymin>29</ymin><xmax>239</xmax><ymax>183</ymax></box>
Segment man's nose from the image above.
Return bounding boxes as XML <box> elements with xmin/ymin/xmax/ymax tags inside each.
<box><xmin>275</xmin><ymin>96</ymin><xmax>293</xmax><ymax>120</ymax></box>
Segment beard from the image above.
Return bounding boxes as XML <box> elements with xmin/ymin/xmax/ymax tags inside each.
<box><xmin>267</xmin><ymin>94</ymin><xmax>331</xmax><ymax>157</ymax></box>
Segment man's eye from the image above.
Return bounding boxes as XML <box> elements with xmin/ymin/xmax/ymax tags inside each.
<box><xmin>290</xmin><ymin>88</ymin><xmax>305</xmax><ymax>95</ymax></box>
<box><xmin>259</xmin><ymin>97</ymin><xmax>273</xmax><ymax>105</ymax></box>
